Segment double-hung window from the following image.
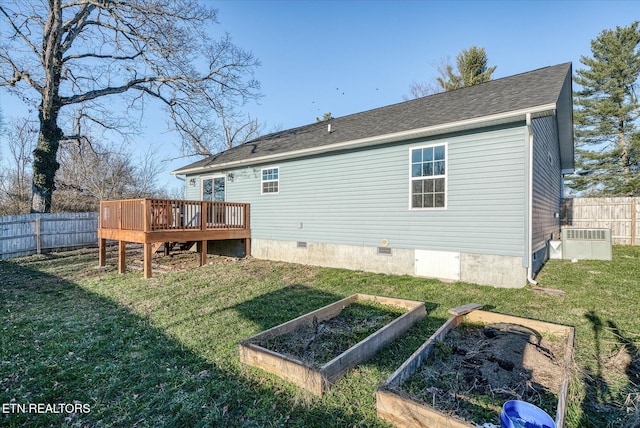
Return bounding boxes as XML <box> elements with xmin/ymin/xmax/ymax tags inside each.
<box><xmin>261</xmin><ymin>167</ymin><xmax>279</xmax><ymax>194</ymax></box>
<box><xmin>410</xmin><ymin>144</ymin><xmax>446</xmax><ymax>209</ymax></box>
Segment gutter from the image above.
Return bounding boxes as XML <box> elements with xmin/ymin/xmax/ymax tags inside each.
<box><xmin>526</xmin><ymin>113</ymin><xmax>538</xmax><ymax>286</ymax></box>
<box><xmin>172</xmin><ymin>103</ymin><xmax>557</xmax><ymax>176</ymax></box>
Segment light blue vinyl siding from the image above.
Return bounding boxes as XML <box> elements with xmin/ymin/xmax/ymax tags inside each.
<box><xmin>187</xmin><ymin>125</ymin><xmax>528</xmax><ymax>257</ymax></box>
<box><xmin>532</xmin><ymin>115</ymin><xmax>563</xmax><ymax>251</ymax></box>
<box><xmin>185</xmin><ymin>178</ymin><xmax>201</xmax><ymax>200</ymax></box>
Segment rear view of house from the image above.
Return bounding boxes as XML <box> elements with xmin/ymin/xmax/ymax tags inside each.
<box><xmin>173</xmin><ymin>63</ymin><xmax>574</xmax><ymax>288</ymax></box>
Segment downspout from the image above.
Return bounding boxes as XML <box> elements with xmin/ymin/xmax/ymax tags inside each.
<box><xmin>526</xmin><ymin>113</ymin><xmax>538</xmax><ymax>285</ymax></box>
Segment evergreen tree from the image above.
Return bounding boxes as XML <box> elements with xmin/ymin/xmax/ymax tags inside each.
<box><xmin>436</xmin><ymin>63</ymin><xmax>462</xmax><ymax>92</ymax></box>
<box><xmin>436</xmin><ymin>46</ymin><xmax>496</xmax><ymax>92</ymax></box>
<box><xmin>457</xmin><ymin>46</ymin><xmax>497</xmax><ymax>87</ymax></box>
<box><xmin>569</xmin><ymin>21</ymin><xmax>640</xmax><ymax>196</ymax></box>
<box><xmin>316</xmin><ymin>112</ymin><xmax>333</xmax><ymax>122</ymax></box>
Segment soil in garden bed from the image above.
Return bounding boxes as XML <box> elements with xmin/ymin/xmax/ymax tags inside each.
<box><xmin>253</xmin><ymin>301</ymin><xmax>406</xmax><ymax>369</ymax></box>
<box><xmin>399</xmin><ymin>322</ymin><xmax>567</xmax><ymax>425</ymax></box>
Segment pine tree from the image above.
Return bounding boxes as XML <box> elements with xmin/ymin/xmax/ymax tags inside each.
<box><xmin>456</xmin><ymin>46</ymin><xmax>497</xmax><ymax>87</ymax></box>
<box><xmin>569</xmin><ymin>21</ymin><xmax>640</xmax><ymax>196</ymax></box>
<box><xmin>436</xmin><ymin>46</ymin><xmax>496</xmax><ymax>92</ymax></box>
<box><xmin>407</xmin><ymin>46</ymin><xmax>496</xmax><ymax>98</ymax></box>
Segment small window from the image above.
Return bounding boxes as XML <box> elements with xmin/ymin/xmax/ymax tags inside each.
<box><xmin>261</xmin><ymin>167</ymin><xmax>279</xmax><ymax>194</ymax></box>
<box><xmin>410</xmin><ymin>144</ymin><xmax>446</xmax><ymax>209</ymax></box>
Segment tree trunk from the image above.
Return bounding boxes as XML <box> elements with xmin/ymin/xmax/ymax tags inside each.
<box><xmin>619</xmin><ymin>121</ymin><xmax>632</xmax><ymax>195</ymax></box>
<box><xmin>31</xmin><ymin>113</ymin><xmax>62</xmax><ymax>213</ymax></box>
<box><xmin>30</xmin><ymin>0</ymin><xmax>63</xmax><ymax>213</ymax></box>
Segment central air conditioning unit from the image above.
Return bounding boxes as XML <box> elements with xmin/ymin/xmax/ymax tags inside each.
<box><xmin>561</xmin><ymin>228</ymin><xmax>612</xmax><ymax>261</ymax></box>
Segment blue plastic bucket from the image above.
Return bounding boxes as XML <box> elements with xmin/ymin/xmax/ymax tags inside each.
<box><xmin>500</xmin><ymin>400</ymin><xmax>556</xmax><ymax>428</ymax></box>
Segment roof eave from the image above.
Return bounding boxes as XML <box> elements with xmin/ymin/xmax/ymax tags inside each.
<box><xmin>556</xmin><ymin>63</ymin><xmax>575</xmax><ymax>172</ymax></box>
<box><xmin>172</xmin><ymin>104</ymin><xmax>558</xmax><ymax>176</ymax></box>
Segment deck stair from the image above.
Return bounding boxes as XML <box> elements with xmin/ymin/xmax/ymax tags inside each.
<box><xmin>151</xmin><ymin>241</ymin><xmax>197</xmax><ymax>255</ymax></box>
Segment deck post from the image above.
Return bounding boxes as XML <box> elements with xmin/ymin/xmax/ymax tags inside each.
<box><xmin>99</xmin><ymin>238</ymin><xmax>106</xmax><ymax>266</ymax></box>
<box><xmin>144</xmin><ymin>199</ymin><xmax>151</xmax><ymax>232</ymax></box>
<box><xmin>244</xmin><ymin>204</ymin><xmax>250</xmax><ymax>230</ymax></box>
<box><xmin>201</xmin><ymin>202</ymin><xmax>206</xmax><ymax>230</ymax></box>
<box><xmin>118</xmin><ymin>240</ymin><xmax>126</xmax><ymax>273</ymax></box>
<box><xmin>144</xmin><ymin>243</ymin><xmax>153</xmax><ymax>279</ymax></box>
<box><xmin>244</xmin><ymin>238</ymin><xmax>251</xmax><ymax>257</ymax></box>
<box><xmin>200</xmin><ymin>240</ymin><xmax>207</xmax><ymax>266</ymax></box>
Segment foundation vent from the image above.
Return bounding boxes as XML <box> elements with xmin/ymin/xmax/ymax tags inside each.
<box><xmin>296</xmin><ymin>241</ymin><xmax>308</xmax><ymax>249</ymax></box>
<box><xmin>377</xmin><ymin>247</ymin><xmax>392</xmax><ymax>255</ymax></box>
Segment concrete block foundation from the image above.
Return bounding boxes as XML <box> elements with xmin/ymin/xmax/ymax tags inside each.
<box><xmin>251</xmin><ymin>239</ymin><xmax>528</xmax><ymax>288</ymax></box>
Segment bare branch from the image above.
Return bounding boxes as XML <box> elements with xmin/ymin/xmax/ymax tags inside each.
<box><xmin>0</xmin><ymin>53</ymin><xmax>43</xmax><ymax>92</ymax></box>
<box><xmin>0</xmin><ymin>5</ymin><xmax>42</xmax><ymax>62</ymax></box>
<box><xmin>60</xmin><ymin>2</ymin><xmax>95</xmax><ymax>53</ymax></box>
<box><xmin>63</xmin><ymin>51</ymin><xmax>143</xmax><ymax>62</ymax></box>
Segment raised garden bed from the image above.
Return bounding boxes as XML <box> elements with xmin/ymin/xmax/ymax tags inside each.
<box><xmin>239</xmin><ymin>294</ymin><xmax>426</xmax><ymax>396</ymax></box>
<box><xmin>376</xmin><ymin>303</ymin><xmax>574</xmax><ymax>428</ymax></box>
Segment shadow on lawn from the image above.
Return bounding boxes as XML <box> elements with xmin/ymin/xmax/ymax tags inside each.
<box><xmin>231</xmin><ymin>283</ymin><xmax>346</xmax><ymax>332</ymax></box>
<box><xmin>231</xmin><ymin>283</ymin><xmax>439</xmax><ymax>333</ymax></box>
<box><xmin>0</xmin><ymin>261</ymin><xmax>407</xmax><ymax>427</ymax></box>
<box><xmin>231</xmin><ymin>283</ymin><xmax>445</xmax><ymax>390</ymax></box>
<box><xmin>581</xmin><ymin>311</ymin><xmax>640</xmax><ymax>427</ymax></box>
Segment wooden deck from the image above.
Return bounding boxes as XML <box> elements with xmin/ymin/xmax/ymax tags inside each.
<box><xmin>98</xmin><ymin>198</ymin><xmax>250</xmax><ymax>278</ymax></box>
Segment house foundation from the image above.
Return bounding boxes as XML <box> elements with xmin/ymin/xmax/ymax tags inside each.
<box><xmin>250</xmin><ymin>239</ymin><xmax>528</xmax><ymax>288</ymax></box>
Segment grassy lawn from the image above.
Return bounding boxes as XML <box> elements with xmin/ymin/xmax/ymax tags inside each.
<box><xmin>1</xmin><ymin>246</ymin><xmax>638</xmax><ymax>427</ymax></box>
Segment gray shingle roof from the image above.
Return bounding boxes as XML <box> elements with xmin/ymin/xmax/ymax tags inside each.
<box><xmin>174</xmin><ymin>62</ymin><xmax>572</xmax><ymax>174</ymax></box>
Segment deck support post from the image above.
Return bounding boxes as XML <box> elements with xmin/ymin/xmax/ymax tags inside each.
<box><xmin>118</xmin><ymin>240</ymin><xmax>126</xmax><ymax>273</ymax></box>
<box><xmin>99</xmin><ymin>238</ymin><xmax>106</xmax><ymax>266</ymax></box>
<box><xmin>200</xmin><ymin>240</ymin><xmax>207</xmax><ymax>266</ymax></box>
<box><xmin>144</xmin><ymin>243</ymin><xmax>153</xmax><ymax>279</ymax></box>
<box><xmin>244</xmin><ymin>238</ymin><xmax>251</xmax><ymax>257</ymax></box>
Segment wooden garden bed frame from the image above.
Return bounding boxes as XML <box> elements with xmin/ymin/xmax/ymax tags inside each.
<box><xmin>376</xmin><ymin>303</ymin><xmax>574</xmax><ymax>428</ymax></box>
<box><xmin>239</xmin><ymin>294</ymin><xmax>426</xmax><ymax>396</ymax></box>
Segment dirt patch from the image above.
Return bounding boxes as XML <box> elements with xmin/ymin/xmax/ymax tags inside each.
<box><xmin>124</xmin><ymin>245</ymin><xmax>237</xmax><ymax>273</ymax></box>
<box><xmin>400</xmin><ymin>322</ymin><xmax>567</xmax><ymax>424</ymax></box>
<box><xmin>252</xmin><ymin>302</ymin><xmax>405</xmax><ymax>369</ymax></box>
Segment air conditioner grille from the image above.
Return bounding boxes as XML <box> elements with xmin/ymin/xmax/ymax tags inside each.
<box><xmin>565</xmin><ymin>229</ymin><xmax>606</xmax><ymax>241</ymax></box>
<box><xmin>561</xmin><ymin>228</ymin><xmax>612</xmax><ymax>261</ymax></box>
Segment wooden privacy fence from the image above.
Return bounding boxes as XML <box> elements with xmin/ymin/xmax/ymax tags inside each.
<box><xmin>0</xmin><ymin>212</ymin><xmax>99</xmax><ymax>260</ymax></box>
<box><xmin>562</xmin><ymin>197</ymin><xmax>639</xmax><ymax>245</ymax></box>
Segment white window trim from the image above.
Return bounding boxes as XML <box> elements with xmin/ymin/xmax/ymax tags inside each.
<box><xmin>200</xmin><ymin>174</ymin><xmax>226</xmax><ymax>201</ymax></box>
<box><xmin>408</xmin><ymin>142</ymin><xmax>448</xmax><ymax>210</ymax></box>
<box><xmin>261</xmin><ymin>166</ymin><xmax>280</xmax><ymax>195</ymax></box>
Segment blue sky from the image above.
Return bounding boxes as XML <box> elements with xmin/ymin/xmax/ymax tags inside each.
<box><xmin>1</xmin><ymin>0</ymin><xmax>638</xmax><ymax>191</ymax></box>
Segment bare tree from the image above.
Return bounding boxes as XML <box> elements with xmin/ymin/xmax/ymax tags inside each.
<box><xmin>0</xmin><ymin>117</ymin><xmax>37</xmax><ymax>215</ymax></box>
<box><xmin>406</xmin><ymin>58</ymin><xmax>453</xmax><ymax>99</ymax></box>
<box><xmin>176</xmin><ymin>101</ymin><xmax>262</xmax><ymax>156</ymax></box>
<box><xmin>132</xmin><ymin>147</ymin><xmax>164</xmax><ymax>197</ymax></box>
<box><xmin>0</xmin><ymin>0</ymin><xmax>260</xmax><ymax>212</ymax></box>
<box><xmin>54</xmin><ymin>137</ymin><xmax>136</xmax><ymax>211</ymax></box>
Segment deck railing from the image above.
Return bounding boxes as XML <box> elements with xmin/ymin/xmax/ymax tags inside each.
<box><xmin>99</xmin><ymin>198</ymin><xmax>250</xmax><ymax>232</ymax></box>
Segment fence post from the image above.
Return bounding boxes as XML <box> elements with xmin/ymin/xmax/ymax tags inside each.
<box><xmin>35</xmin><ymin>216</ymin><xmax>42</xmax><ymax>254</ymax></box>
<box><xmin>632</xmin><ymin>197</ymin><xmax>637</xmax><ymax>246</ymax></box>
